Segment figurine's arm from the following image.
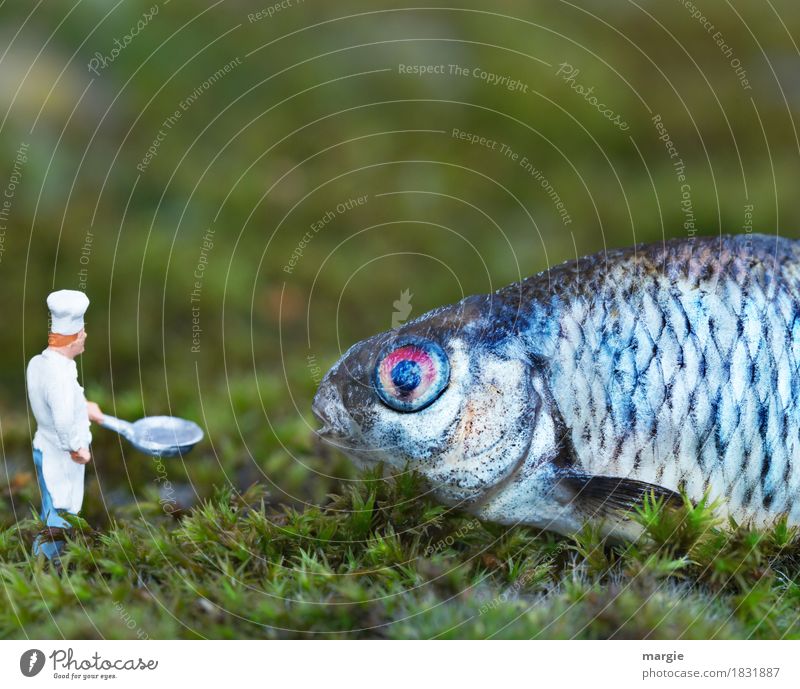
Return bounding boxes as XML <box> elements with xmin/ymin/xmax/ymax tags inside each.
<box><xmin>45</xmin><ymin>368</ymin><xmax>88</xmax><ymax>457</ymax></box>
<box><xmin>86</xmin><ymin>401</ymin><xmax>104</xmax><ymax>424</ymax></box>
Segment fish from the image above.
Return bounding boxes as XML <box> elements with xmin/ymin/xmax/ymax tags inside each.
<box><xmin>312</xmin><ymin>234</ymin><xmax>800</xmax><ymax>538</ymax></box>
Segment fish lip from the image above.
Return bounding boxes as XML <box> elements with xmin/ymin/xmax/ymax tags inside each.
<box><xmin>311</xmin><ymin>398</ymin><xmax>337</xmax><ymax>436</ymax></box>
<box><xmin>312</xmin><ymin>394</ymin><xmax>384</xmax><ymax>459</ymax></box>
<box><xmin>312</xmin><ymin>386</ymin><xmax>354</xmax><ymax>442</ymax></box>
<box><xmin>313</xmin><ymin>423</ymin><xmax>349</xmax><ymax>444</ymax></box>
<box><xmin>314</xmin><ymin>423</ymin><xmax>369</xmax><ymax>455</ymax></box>
<box><xmin>314</xmin><ymin>423</ymin><xmax>335</xmax><ymax>438</ymax></box>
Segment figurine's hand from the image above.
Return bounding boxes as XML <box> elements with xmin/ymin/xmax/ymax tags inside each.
<box><xmin>86</xmin><ymin>401</ymin><xmax>104</xmax><ymax>424</ymax></box>
<box><xmin>69</xmin><ymin>447</ymin><xmax>91</xmax><ymax>464</ymax></box>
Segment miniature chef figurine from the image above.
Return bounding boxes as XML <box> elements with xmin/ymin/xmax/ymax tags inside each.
<box><xmin>26</xmin><ymin>290</ymin><xmax>104</xmax><ymax>561</ymax></box>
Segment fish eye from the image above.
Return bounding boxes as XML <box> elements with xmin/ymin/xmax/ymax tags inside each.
<box><xmin>373</xmin><ymin>337</ymin><xmax>450</xmax><ymax>412</ymax></box>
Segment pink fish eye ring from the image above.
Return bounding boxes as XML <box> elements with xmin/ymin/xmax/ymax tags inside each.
<box><xmin>373</xmin><ymin>337</ymin><xmax>450</xmax><ymax>412</ymax></box>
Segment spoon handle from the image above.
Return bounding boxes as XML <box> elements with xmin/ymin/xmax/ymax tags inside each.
<box><xmin>100</xmin><ymin>414</ymin><xmax>136</xmax><ymax>441</ymax></box>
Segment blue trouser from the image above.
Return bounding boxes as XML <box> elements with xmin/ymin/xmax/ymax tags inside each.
<box><xmin>32</xmin><ymin>447</ymin><xmax>73</xmax><ymax>559</ymax></box>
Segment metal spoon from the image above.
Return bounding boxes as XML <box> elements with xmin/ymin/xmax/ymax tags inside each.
<box><xmin>100</xmin><ymin>414</ymin><xmax>204</xmax><ymax>457</ymax></box>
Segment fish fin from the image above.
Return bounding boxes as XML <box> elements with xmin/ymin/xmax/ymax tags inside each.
<box><xmin>557</xmin><ymin>472</ymin><xmax>682</xmax><ymax>519</ymax></box>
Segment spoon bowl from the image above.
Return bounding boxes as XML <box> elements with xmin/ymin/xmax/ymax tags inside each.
<box><xmin>101</xmin><ymin>414</ymin><xmax>204</xmax><ymax>457</ymax></box>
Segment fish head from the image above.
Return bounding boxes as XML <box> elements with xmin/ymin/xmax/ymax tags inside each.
<box><xmin>313</xmin><ymin>295</ymin><xmax>551</xmax><ymax>505</ymax></box>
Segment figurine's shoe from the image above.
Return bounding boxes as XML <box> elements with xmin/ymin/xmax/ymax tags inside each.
<box><xmin>32</xmin><ymin>527</ymin><xmax>70</xmax><ymax>563</ymax></box>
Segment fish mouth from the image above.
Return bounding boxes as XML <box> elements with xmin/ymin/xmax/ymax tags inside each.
<box><xmin>312</xmin><ymin>402</ymin><xmax>341</xmax><ymax>440</ymax></box>
<box><xmin>314</xmin><ymin>423</ymin><xmax>337</xmax><ymax>439</ymax></box>
<box><xmin>312</xmin><ymin>385</ymin><xmax>395</xmax><ymax>465</ymax></box>
<box><xmin>311</xmin><ymin>403</ymin><xmax>335</xmax><ymax>438</ymax></box>
<box><xmin>312</xmin><ymin>384</ymin><xmax>356</xmax><ymax>444</ymax></box>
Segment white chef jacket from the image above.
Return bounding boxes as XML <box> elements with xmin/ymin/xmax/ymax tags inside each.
<box><xmin>26</xmin><ymin>348</ymin><xmax>92</xmax><ymax>514</ymax></box>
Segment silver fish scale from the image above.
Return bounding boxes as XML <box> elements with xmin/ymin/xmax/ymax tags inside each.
<box><xmin>533</xmin><ymin>235</ymin><xmax>800</xmax><ymax>526</ymax></box>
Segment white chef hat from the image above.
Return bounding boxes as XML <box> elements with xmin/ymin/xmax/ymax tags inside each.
<box><xmin>47</xmin><ymin>289</ymin><xmax>90</xmax><ymax>335</ymax></box>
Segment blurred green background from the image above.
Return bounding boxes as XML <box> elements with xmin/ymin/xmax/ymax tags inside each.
<box><xmin>1</xmin><ymin>0</ymin><xmax>799</xmax><ymax>553</ymax></box>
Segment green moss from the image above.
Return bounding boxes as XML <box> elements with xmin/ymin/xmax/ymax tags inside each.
<box><xmin>2</xmin><ymin>462</ymin><xmax>799</xmax><ymax>639</ymax></box>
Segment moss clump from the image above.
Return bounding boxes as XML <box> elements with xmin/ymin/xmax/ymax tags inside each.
<box><xmin>1</xmin><ymin>465</ymin><xmax>798</xmax><ymax>639</ymax></box>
